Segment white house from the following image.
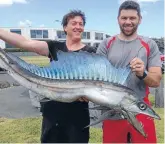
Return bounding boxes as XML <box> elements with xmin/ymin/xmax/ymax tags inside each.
<box><xmin>0</xmin><ymin>27</ymin><xmax>111</xmax><ymax>49</ymax></box>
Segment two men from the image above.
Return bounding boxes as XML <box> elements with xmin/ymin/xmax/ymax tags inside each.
<box><xmin>97</xmin><ymin>1</ymin><xmax>162</xmax><ymax>143</ymax></box>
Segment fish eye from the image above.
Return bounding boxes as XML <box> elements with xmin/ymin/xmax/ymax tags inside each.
<box><xmin>137</xmin><ymin>102</ymin><xmax>147</xmax><ymax>110</ymax></box>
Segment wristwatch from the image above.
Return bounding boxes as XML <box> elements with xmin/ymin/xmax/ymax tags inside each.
<box><xmin>137</xmin><ymin>70</ymin><xmax>148</xmax><ymax>80</ymax></box>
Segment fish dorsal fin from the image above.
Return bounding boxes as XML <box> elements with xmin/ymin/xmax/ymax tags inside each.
<box><xmin>5</xmin><ymin>50</ymin><xmax>131</xmax><ymax>86</ymax></box>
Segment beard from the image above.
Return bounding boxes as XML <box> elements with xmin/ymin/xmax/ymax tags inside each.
<box><xmin>120</xmin><ymin>23</ymin><xmax>139</xmax><ymax>37</ymax></box>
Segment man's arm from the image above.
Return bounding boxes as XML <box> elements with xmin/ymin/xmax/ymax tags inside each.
<box><xmin>130</xmin><ymin>39</ymin><xmax>162</xmax><ymax>88</ymax></box>
<box><xmin>144</xmin><ymin>39</ymin><xmax>162</xmax><ymax>87</ymax></box>
<box><xmin>0</xmin><ymin>29</ymin><xmax>49</xmax><ymax>56</ymax></box>
<box><xmin>143</xmin><ymin>67</ymin><xmax>162</xmax><ymax>87</ymax></box>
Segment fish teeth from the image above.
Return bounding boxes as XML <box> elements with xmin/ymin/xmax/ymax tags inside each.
<box><xmin>146</xmin><ymin>116</ymin><xmax>153</xmax><ymax>120</ymax></box>
<box><xmin>140</xmin><ymin>121</ymin><xmax>144</xmax><ymax>128</ymax></box>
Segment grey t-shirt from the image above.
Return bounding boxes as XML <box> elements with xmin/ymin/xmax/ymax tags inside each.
<box><xmin>96</xmin><ymin>35</ymin><xmax>161</xmax><ymax>99</ymax></box>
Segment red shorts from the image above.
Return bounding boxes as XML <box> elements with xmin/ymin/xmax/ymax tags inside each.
<box><xmin>102</xmin><ymin>96</ymin><xmax>157</xmax><ymax>143</ymax></box>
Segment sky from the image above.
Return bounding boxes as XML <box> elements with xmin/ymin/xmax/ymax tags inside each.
<box><xmin>0</xmin><ymin>0</ymin><xmax>164</xmax><ymax>38</ymax></box>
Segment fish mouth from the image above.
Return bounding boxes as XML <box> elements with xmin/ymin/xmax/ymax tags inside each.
<box><xmin>138</xmin><ymin>106</ymin><xmax>161</xmax><ymax>120</ymax></box>
<box><xmin>123</xmin><ymin>102</ymin><xmax>161</xmax><ymax>121</ymax></box>
<box><xmin>86</xmin><ymin>107</ymin><xmax>147</xmax><ymax>138</ymax></box>
<box><xmin>148</xmin><ymin>109</ymin><xmax>161</xmax><ymax>120</ymax></box>
<box><xmin>128</xmin><ymin>109</ymin><xmax>161</xmax><ymax>120</ymax></box>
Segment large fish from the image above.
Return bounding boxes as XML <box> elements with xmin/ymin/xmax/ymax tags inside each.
<box><xmin>0</xmin><ymin>48</ymin><xmax>160</xmax><ymax>137</ymax></box>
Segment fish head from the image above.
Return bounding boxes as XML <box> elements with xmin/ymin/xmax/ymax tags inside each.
<box><xmin>121</xmin><ymin>94</ymin><xmax>161</xmax><ymax>120</ymax></box>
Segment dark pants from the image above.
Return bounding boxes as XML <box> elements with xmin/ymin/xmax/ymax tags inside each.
<box><xmin>41</xmin><ymin>116</ymin><xmax>89</xmax><ymax>143</ymax></box>
<box><xmin>40</xmin><ymin>101</ymin><xmax>90</xmax><ymax>143</ymax></box>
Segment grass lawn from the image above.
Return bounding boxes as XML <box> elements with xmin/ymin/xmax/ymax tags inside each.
<box><xmin>0</xmin><ymin>56</ymin><xmax>164</xmax><ymax>143</ymax></box>
<box><xmin>0</xmin><ymin>101</ymin><xmax>163</xmax><ymax>143</ymax></box>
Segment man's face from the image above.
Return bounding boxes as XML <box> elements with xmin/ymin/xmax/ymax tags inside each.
<box><xmin>118</xmin><ymin>9</ymin><xmax>141</xmax><ymax>36</ymax></box>
<box><xmin>64</xmin><ymin>16</ymin><xmax>84</xmax><ymax>41</ymax></box>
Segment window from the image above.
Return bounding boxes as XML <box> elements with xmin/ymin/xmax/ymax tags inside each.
<box><xmin>57</xmin><ymin>30</ymin><xmax>66</xmax><ymax>39</ymax></box>
<box><xmin>10</xmin><ymin>29</ymin><xmax>22</xmax><ymax>35</ymax></box>
<box><xmin>43</xmin><ymin>30</ymin><xmax>48</xmax><ymax>38</ymax></box>
<box><xmin>30</xmin><ymin>30</ymin><xmax>48</xmax><ymax>39</ymax></box>
<box><xmin>95</xmin><ymin>32</ymin><xmax>103</xmax><ymax>40</ymax></box>
<box><xmin>6</xmin><ymin>29</ymin><xmax>22</xmax><ymax>48</ymax></box>
<box><xmin>82</xmin><ymin>32</ymin><xmax>90</xmax><ymax>39</ymax></box>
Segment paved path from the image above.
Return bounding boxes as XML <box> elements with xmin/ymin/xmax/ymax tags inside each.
<box><xmin>0</xmin><ymin>86</ymin><xmax>41</xmax><ymax>118</ymax></box>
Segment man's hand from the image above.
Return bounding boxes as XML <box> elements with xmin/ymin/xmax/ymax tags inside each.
<box><xmin>130</xmin><ymin>57</ymin><xmax>162</xmax><ymax>87</ymax></box>
<box><xmin>130</xmin><ymin>57</ymin><xmax>145</xmax><ymax>77</ymax></box>
<box><xmin>78</xmin><ymin>97</ymin><xmax>89</xmax><ymax>102</ymax></box>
